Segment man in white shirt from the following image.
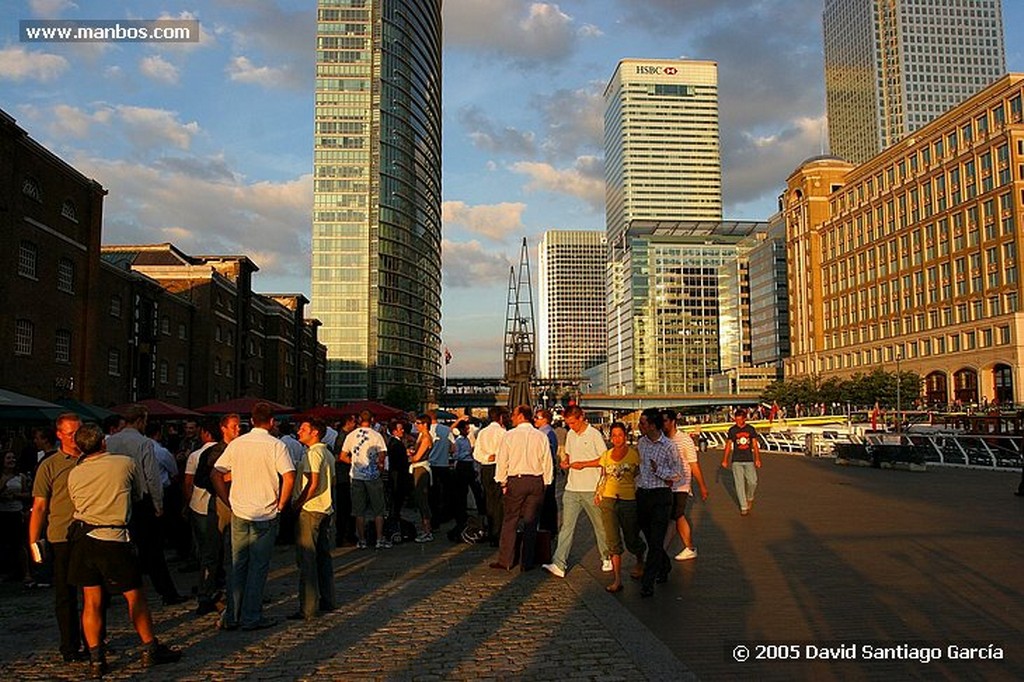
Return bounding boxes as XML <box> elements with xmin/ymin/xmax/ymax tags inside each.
<box><xmin>340</xmin><ymin>411</ymin><xmax>389</xmax><ymax>550</ymax></box>
<box><xmin>290</xmin><ymin>418</ymin><xmax>336</xmax><ymax>620</ymax></box>
<box><xmin>662</xmin><ymin>410</ymin><xmax>706</xmax><ymax>561</ymax></box>
<box><xmin>491</xmin><ymin>405</ymin><xmax>553</xmax><ymax>572</ymax></box>
<box><xmin>474</xmin><ymin>406</ymin><xmax>508</xmax><ymax>545</ymax></box>
<box><xmin>182</xmin><ymin>420</ymin><xmax>218</xmax><ymax>594</ymax></box>
<box><xmin>543</xmin><ymin>405</ymin><xmax>610</xmax><ymax>578</ymax></box>
<box><xmin>212</xmin><ymin>402</ymin><xmax>295</xmax><ymax>631</ymax></box>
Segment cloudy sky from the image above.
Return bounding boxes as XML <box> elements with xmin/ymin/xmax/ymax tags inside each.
<box><xmin>3</xmin><ymin>1</ymin><xmax>1023</xmax><ymax>377</ymax></box>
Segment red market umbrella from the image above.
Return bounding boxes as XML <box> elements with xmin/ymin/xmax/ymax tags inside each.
<box><xmin>292</xmin><ymin>405</ymin><xmax>350</xmax><ymax>422</ymax></box>
<box><xmin>195</xmin><ymin>396</ymin><xmax>295</xmax><ymax>416</ymax></box>
<box><xmin>111</xmin><ymin>398</ymin><xmax>201</xmax><ymax>419</ymax></box>
<box><xmin>338</xmin><ymin>400</ymin><xmax>405</xmax><ymax>421</ymax></box>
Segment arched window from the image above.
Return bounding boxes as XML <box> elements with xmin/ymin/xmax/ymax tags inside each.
<box><xmin>22</xmin><ymin>177</ymin><xmax>42</xmax><ymax>202</ymax></box>
<box><xmin>925</xmin><ymin>371</ymin><xmax>948</xmax><ymax>405</ymax></box>
<box><xmin>953</xmin><ymin>368</ymin><xmax>979</xmax><ymax>405</ymax></box>
<box><xmin>61</xmin><ymin>199</ymin><xmax>78</xmax><ymax>222</ymax></box>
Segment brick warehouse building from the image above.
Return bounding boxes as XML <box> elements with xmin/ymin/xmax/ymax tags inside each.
<box><xmin>1</xmin><ymin>109</ymin><xmax>325</xmax><ymax>409</ymax></box>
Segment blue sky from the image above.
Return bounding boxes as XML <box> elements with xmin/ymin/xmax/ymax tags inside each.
<box><xmin>3</xmin><ymin>0</ymin><xmax>1023</xmax><ymax>378</ymax></box>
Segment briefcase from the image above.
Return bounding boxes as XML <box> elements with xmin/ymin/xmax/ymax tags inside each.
<box><xmin>513</xmin><ymin>528</ymin><xmax>552</xmax><ymax>567</ymax></box>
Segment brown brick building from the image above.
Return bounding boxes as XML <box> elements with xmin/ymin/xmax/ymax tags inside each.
<box><xmin>1</xmin><ymin>109</ymin><xmax>325</xmax><ymax>409</ymax></box>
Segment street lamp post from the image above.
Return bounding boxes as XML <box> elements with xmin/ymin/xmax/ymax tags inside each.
<box><xmin>895</xmin><ymin>347</ymin><xmax>902</xmax><ymax>441</ymax></box>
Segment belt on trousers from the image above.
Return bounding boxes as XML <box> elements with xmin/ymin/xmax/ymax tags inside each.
<box><xmin>508</xmin><ymin>473</ymin><xmax>542</xmax><ymax>479</ymax></box>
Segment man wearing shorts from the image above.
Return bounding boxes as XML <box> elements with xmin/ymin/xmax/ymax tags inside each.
<box><xmin>66</xmin><ymin>423</ymin><xmax>181</xmax><ymax>677</ymax></box>
<box><xmin>662</xmin><ymin>410</ymin><xmax>705</xmax><ymax>561</ymax></box>
<box><xmin>340</xmin><ymin>411</ymin><xmax>389</xmax><ymax>549</ymax></box>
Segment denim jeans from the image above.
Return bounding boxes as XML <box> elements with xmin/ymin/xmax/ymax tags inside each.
<box><xmin>732</xmin><ymin>462</ymin><xmax>758</xmax><ymax>510</ymax></box>
<box><xmin>295</xmin><ymin>510</ymin><xmax>335</xmax><ymax>618</ymax></box>
<box><xmin>230</xmin><ymin>515</ymin><xmax>279</xmax><ymax>628</ymax></box>
<box><xmin>551</xmin><ymin>489</ymin><xmax>609</xmax><ymax>571</ymax></box>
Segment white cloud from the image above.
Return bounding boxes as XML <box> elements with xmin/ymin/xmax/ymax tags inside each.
<box><xmin>20</xmin><ymin>103</ymin><xmax>199</xmax><ymax>153</ymax></box>
<box><xmin>441</xmin><ymin>239</ymin><xmax>512</xmax><ymax>288</ymax></box>
<box><xmin>226</xmin><ymin>56</ymin><xmax>298</xmax><ymax>90</ymax></box>
<box><xmin>444</xmin><ymin>0</ymin><xmax>587</xmax><ymax>64</ymax></box>
<box><xmin>115</xmin><ymin>106</ymin><xmax>199</xmax><ymax>150</ymax></box>
<box><xmin>29</xmin><ymin>0</ymin><xmax>77</xmax><ymax>16</ymax></box>
<box><xmin>442</xmin><ymin>201</ymin><xmax>527</xmax><ymax>242</ymax></box>
<box><xmin>510</xmin><ymin>157</ymin><xmax>604</xmax><ymax>209</ymax></box>
<box><xmin>77</xmin><ymin>155</ymin><xmax>312</xmax><ymax>289</ymax></box>
<box><xmin>48</xmin><ymin>104</ymin><xmax>113</xmax><ymax>138</ymax></box>
<box><xmin>139</xmin><ymin>55</ymin><xmax>179</xmax><ymax>85</ymax></box>
<box><xmin>0</xmin><ymin>46</ymin><xmax>69</xmax><ymax>82</ymax></box>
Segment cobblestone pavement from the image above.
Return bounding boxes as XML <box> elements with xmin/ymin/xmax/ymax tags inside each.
<box><xmin>1</xmin><ymin>453</ymin><xmax>1021</xmax><ymax>681</ymax></box>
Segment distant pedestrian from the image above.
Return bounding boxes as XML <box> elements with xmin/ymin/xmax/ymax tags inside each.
<box><xmin>212</xmin><ymin>402</ymin><xmax>295</xmax><ymax>631</ymax></box>
<box><xmin>408</xmin><ymin>415</ymin><xmax>434</xmax><ymax>542</ymax></box>
<box><xmin>662</xmin><ymin>410</ymin><xmax>706</xmax><ymax>561</ymax></box>
<box><xmin>289</xmin><ymin>418</ymin><xmax>336</xmax><ymax>620</ymax></box>
<box><xmin>181</xmin><ymin>421</ymin><xmax>217</xmax><ymax>588</ymax></box>
<box><xmin>66</xmin><ymin>423</ymin><xmax>181</xmax><ymax>676</ymax></box>
<box><xmin>491</xmin><ymin>405</ymin><xmax>553</xmax><ymax>572</ymax></box>
<box><xmin>635</xmin><ymin>409</ymin><xmax>681</xmax><ymax>598</ymax></box>
<box><xmin>427</xmin><ymin>410</ymin><xmax>453</xmax><ymax>525</ymax></box>
<box><xmin>543</xmin><ymin>406</ymin><xmax>610</xmax><ymax>578</ymax></box>
<box><xmin>533</xmin><ymin>408</ymin><xmax>560</xmax><ymax>534</ymax></box>
<box><xmin>193</xmin><ymin>414</ymin><xmax>240</xmax><ymax>617</ymax></box>
<box><xmin>386</xmin><ymin>420</ymin><xmax>410</xmax><ymax>526</ymax></box>
<box><xmin>474</xmin><ymin>406</ymin><xmax>508</xmax><ymax>545</ymax></box>
<box><xmin>339</xmin><ymin>411</ymin><xmax>389</xmax><ymax>550</ymax></box>
<box><xmin>721</xmin><ymin>408</ymin><xmax>761</xmax><ymax>516</ymax></box>
<box><xmin>105</xmin><ymin>405</ymin><xmax>185</xmax><ymax>605</ymax></box>
<box><xmin>594</xmin><ymin>423</ymin><xmax>646</xmax><ymax>593</ymax></box>
<box><xmin>27</xmin><ymin>413</ymin><xmax>85</xmax><ymax>663</ymax></box>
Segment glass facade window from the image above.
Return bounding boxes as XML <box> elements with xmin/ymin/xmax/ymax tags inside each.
<box><xmin>311</xmin><ymin>0</ymin><xmax>442</xmax><ymax>402</ymax></box>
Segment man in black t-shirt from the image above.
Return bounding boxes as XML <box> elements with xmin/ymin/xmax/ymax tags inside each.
<box><xmin>721</xmin><ymin>409</ymin><xmax>761</xmax><ymax>516</ymax></box>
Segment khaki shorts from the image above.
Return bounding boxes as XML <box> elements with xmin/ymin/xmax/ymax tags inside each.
<box><xmin>351</xmin><ymin>478</ymin><xmax>385</xmax><ymax>518</ymax></box>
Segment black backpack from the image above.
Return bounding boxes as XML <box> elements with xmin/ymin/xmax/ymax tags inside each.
<box><xmin>193</xmin><ymin>443</ymin><xmax>225</xmax><ymax>494</ymax></box>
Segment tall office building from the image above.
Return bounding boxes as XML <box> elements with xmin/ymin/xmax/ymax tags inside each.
<box><xmin>604</xmin><ymin>59</ymin><xmax>723</xmax><ymax>393</ymax></box>
<box><xmin>311</xmin><ymin>1</ymin><xmax>443</xmax><ymax>403</ymax></box>
<box><xmin>537</xmin><ymin>230</ymin><xmax>607</xmax><ymax>382</ymax></box>
<box><xmin>824</xmin><ymin>0</ymin><xmax>1006</xmax><ymax>164</ymax></box>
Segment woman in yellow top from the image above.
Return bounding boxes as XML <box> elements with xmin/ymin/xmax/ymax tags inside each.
<box><xmin>594</xmin><ymin>422</ymin><xmax>647</xmax><ymax>593</ymax></box>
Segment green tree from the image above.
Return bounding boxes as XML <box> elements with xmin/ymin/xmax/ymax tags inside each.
<box><xmin>383</xmin><ymin>385</ymin><xmax>423</xmax><ymax>412</ymax></box>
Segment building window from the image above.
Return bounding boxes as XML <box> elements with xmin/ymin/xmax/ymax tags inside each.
<box><xmin>22</xmin><ymin>177</ymin><xmax>42</xmax><ymax>202</ymax></box>
<box><xmin>214</xmin><ymin>358</ymin><xmax>221</xmax><ymax>375</ymax></box>
<box><xmin>226</xmin><ymin>361</ymin><xmax>233</xmax><ymax>378</ymax></box>
<box><xmin>110</xmin><ymin>295</ymin><xmax>122</xmax><ymax>318</ymax></box>
<box><xmin>176</xmin><ymin>363</ymin><xmax>185</xmax><ymax>386</ymax></box>
<box><xmin>178</xmin><ymin>323</ymin><xmax>187</xmax><ymax>340</ymax></box>
<box><xmin>159</xmin><ymin>360</ymin><xmax>169</xmax><ymax>384</ymax></box>
<box><xmin>55</xmin><ymin>329</ymin><xmax>71</xmax><ymax>363</ymax></box>
<box><xmin>108</xmin><ymin>348</ymin><xmax>121</xmax><ymax>376</ymax></box>
<box><xmin>215</xmin><ymin>326</ymin><xmax>222</xmax><ymax>343</ymax></box>
<box><xmin>14</xmin><ymin>319</ymin><xmax>33</xmax><ymax>356</ymax></box>
<box><xmin>160</xmin><ymin>316</ymin><xmax>170</xmax><ymax>335</ymax></box>
<box><xmin>57</xmin><ymin>258</ymin><xmax>75</xmax><ymax>294</ymax></box>
<box><xmin>61</xmin><ymin>199</ymin><xmax>78</xmax><ymax>222</ymax></box>
<box><xmin>18</xmin><ymin>241</ymin><xmax>37</xmax><ymax>279</ymax></box>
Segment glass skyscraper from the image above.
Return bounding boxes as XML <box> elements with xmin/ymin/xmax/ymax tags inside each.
<box><xmin>824</xmin><ymin>0</ymin><xmax>1006</xmax><ymax>164</ymax></box>
<box><xmin>311</xmin><ymin>1</ymin><xmax>442</xmax><ymax>402</ymax></box>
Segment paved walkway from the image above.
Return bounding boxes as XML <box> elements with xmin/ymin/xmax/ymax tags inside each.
<box><xmin>0</xmin><ymin>452</ymin><xmax>1020</xmax><ymax>681</ymax></box>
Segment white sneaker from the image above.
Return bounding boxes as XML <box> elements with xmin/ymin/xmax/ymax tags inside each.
<box><xmin>542</xmin><ymin>563</ymin><xmax>565</xmax><ymax>578</ymax></box>
<box><xmin>675</xmin><ymin>547</ymin><xmax>698</xmax><ymax>561</ymax></box>
<box><xmin>601</xmin><ymin>558</ymin><xmax>613</xmax><ymax>572</ymax></box>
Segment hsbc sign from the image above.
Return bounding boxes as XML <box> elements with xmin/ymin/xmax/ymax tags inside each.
<box><xmin>635</xmin><ymin>65</ymin><xmax>678</xmax><ymax>75</ymax></box>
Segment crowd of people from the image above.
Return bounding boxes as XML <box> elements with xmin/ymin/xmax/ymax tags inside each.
<box><xmin>1</xmin><ymin>400</ymin><xmax>764</xmax><ymax>677</ymax></box>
